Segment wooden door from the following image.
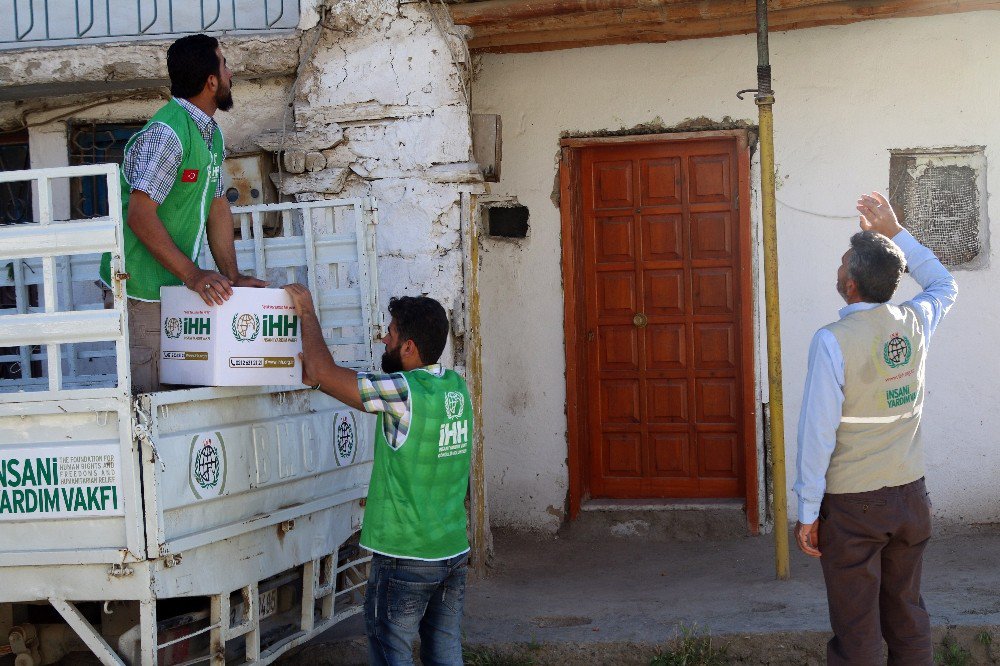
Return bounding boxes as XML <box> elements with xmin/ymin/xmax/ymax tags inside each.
<box><xmin>579</xmin><ymin>136</ymin><xmax>752</xmax><ymax>499</ymax></box>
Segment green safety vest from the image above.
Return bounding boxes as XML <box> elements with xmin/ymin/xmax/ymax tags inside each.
<box><xmin>100</xmin><ymin>99</ymin><xmax>224</xmax><ymax>301</ymax></box>
<box><xmin>360</xmin><ymin>368</ymin><xmax>473</xmax><ymax>560</ymax></box>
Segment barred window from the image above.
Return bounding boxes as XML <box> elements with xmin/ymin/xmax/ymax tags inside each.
<box><xmin>0</xmin><ymin>130</ymin><xmax>31</xmax><ymax>224</ymax></box>
<box><xmin>889</xmin><ymin>147</ymin><xmax>988</xmax><ymax>268</ymax></box>
<box><xmin>68</xmin><ymin>122</ymin><xmax>142</xmax><ymax>218</ymax></box>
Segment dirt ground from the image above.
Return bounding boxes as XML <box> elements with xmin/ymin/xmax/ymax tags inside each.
<box><xmin>284</xmin><ymin>528</ymin><xmax>1000</xmax><ymax>665</ymax></box>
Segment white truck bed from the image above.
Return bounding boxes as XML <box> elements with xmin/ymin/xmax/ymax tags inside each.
<box><xmin>0</xmin><ymin>164</ymin><xmax>382</xmax><ymax>666</ymax></box>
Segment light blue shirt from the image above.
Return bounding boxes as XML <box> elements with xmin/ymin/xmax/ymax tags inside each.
<box><xmin>794</xmin><ymin>229</ymin><xmax>958</xmax><ymax>523</ymax></box>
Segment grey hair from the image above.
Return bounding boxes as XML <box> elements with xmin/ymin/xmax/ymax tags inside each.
<box><xmin>847</xmin><ymin>231</ymin><xmax>905</xmax><ymax>303</ymax></box>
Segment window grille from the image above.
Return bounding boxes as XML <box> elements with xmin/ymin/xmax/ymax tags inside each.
<box><xmin>0</xmin><ymin>130</ymin><xmax>31</xmax><ymax>225</ymax></box>
<box><xmin>0</xmin><ymin>131</ymin><xmax>41</xmax><ymax>381</ymax></box>
<box><xmin>68</xmin><ymin>122</ymin><xmax>142</xmax><ymax>218</ymax></box>
<box><xmin>3</xmin><ymin>0</ymin><xmax>300</xmax><ymax>50</ymax></box>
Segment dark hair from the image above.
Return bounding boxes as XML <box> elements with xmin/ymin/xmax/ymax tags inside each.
<box><xmin>167</xmin><ymin>34</ymin><xmax>221</xmax><ymax>99</ymax></box>
<box><xmin>388</xmin><ymin>296</ymin><xmax>449</xmax><ymax>365</ymax></box>
<box><xmin>848</xmin><ymin>231</ymin><xmax>905</xmax><ymax>303</ymax></box>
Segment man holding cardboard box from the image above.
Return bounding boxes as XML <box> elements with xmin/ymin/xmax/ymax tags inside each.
<box><xmin>100</xmin><ymin>34</ymin><xmax>266</xmax><ymax>393</ymax></box>
<box><xmin>285</xmin><ymin>284</ymin><xmax>472</xmax><ymax>666</ymax></box>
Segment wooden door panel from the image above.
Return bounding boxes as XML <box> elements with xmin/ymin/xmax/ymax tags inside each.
<box><xmin>649</xmin><ymin>433</ymin><xmax>690</xmax><ymax>476</ymax></box>
<box><xmin>595</xmin><ymin>215</ymin><xmax>635</xmax><ymax>263</ymax></box>
<box><xmin>692</xmin><ymin>268</ymin><xmax>734</xmax><ymax>315</ymax></box>
<box><xmin>648</xmin><ymin>379</ymin><xmax>688</xmax><ymax>422</ymax></box>
<box><xmin>695</xmin><ymin>379</ymin><xmax>739</xmax><ymax>424</ymax></box>
<box><xmin>599</xmin><ymin>325</ymin><xmax>640</xmax><ymax>372</ymax></box>
<box><xmin>604</xmin><ymin>433</ymin><xmax>643</xmax><ymax>477</ymax></box>
<box><xmin>640</xmin><ymin>157</ymin><xmax>683</xmax><ymax>206</ymax></box>
<box><xmin>596</xmin><ymin>272</ymin><xmax>637</xmax><ymax>317</ymax></box>
<box><xmin>644</xmin><ymin>269</ymin><xmax>685</xmax><ymax>315</ymax></box>
<box><xmin>689</xmin><ymin>154</ymin><xmax>731</xmax><ymax>204</ymax></box>
<box><xmin>697</xmin><ymin>433</ymin><xmax>740</xmax><ymax>478</ymax></box>
<box><xmin>601</xmin><ymin>380</ymin><xmax>641</xmax><ymax>424</ymax></box>
<box><xmin>579</xmin><ymin>135</ymin><xmax>750</xmax><ymax>501</ymax></box>
<box><xmin>693</xmin><ymin>323</ymin><xmax>737</xmax><ymax>370</ymax></box>
<box><xmin>593</xmin><ymin>160</ymin><xmax>634</xmax><ymax>208</ymax></box>
<box><xmin>690</xmin><ymin>211</ymin><xmax>733</xmax><ymax>259</ymax></box>
<box><xmin>642</xmin><ymin>214</ymin><xmax>684</xmax><ymax>261</ymax></box>
<box><xmin>646</xmin><ymin>325</ymin><xmax>686</xmax><ymax>370</ymax></box>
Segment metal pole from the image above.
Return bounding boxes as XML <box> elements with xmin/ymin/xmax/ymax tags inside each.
<box><xmin>754</xmin><ymin>0</ymin><xmax>790</xmax><ymax>580</ymax></box>
<box><xmin>461</xmin><ymin>192</ymin><xmax>491</xmax><ymax>577</ymax></box>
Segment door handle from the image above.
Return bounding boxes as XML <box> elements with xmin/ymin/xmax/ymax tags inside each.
<box><xmin>633</xmin><ymin>313</ymin><xmax>648</xmax><ymax>328</ymax></box>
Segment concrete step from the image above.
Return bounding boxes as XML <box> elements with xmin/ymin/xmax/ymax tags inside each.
<box><xmin>559</xmin><ymin>499</ymin><xmax>751</xmax><ymax>542</ymax></box>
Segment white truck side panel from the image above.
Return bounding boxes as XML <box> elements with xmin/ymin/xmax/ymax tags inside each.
<box><xmin>140</xmin><ymin>387</ymin><xmax>373</xmax><ymax>560</ymax></box>
<box><xmin>0</xmin><ymin>399</ymin><xmax>145</xmax><ymax>567</ymax></box>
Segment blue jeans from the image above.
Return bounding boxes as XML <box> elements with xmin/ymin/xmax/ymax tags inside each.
<box><xmin>364</xmin><ymin>552</ymin><xmax>468</xmax><ymax>666</ymax></box>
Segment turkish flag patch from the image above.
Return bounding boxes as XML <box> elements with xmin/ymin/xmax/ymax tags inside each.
<box><xmin>181</xmin><ymin>169</ymin><xmax>199</xmax><ymax>183</ymax></box>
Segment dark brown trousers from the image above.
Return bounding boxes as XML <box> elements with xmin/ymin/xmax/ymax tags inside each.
<box><xmin>819</xmin><ymin>477</ymin><xmax>933</xmax><ymax>666</ymax></box>
<box><xmin>104</xmin><ymin>290</ymin><xmax>163</xmax><ymax>393</ymax></box>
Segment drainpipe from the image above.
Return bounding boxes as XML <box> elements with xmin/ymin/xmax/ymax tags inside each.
<box><xmin>741</xmin><ymin>0</ymin><xmax>790</xmax><ymax>580</ymax></box>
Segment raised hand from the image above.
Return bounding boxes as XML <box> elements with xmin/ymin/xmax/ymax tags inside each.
<box><xmin>856</xmin><ymin>191</ymin><xmax>903</xmax><ymax>239</ymax></box>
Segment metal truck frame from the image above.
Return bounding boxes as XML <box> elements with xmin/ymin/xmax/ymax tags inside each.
<box><xmin>0</xmin><ymin>164</ymin><xmax>382</xmax><ymax>665</ymax></box>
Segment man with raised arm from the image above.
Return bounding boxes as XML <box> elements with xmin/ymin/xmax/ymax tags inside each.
<box><xmin>793</xmin><ymin>192</ymin><xmax>957</xmax><ymax>665</ymax></box>
<box><xmin>284</xmin><ymin>283</ymin><xmax>472</xmax><ymax>666</ymax></box>
<box><xmin>99</xmin><ymin>34</ymin><xmax>266</xmax><ymax>393</ymax></box>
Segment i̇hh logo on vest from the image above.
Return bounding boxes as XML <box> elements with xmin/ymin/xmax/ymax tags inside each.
<box><xmin>438</xmin><ymin>391</ymin><xmax>469</xmax><ymax>459</ymax></box>
<box><xmin>882</xmin><ymin>332</ymin><xmax>912</xmax><ymax>369</ymax></box>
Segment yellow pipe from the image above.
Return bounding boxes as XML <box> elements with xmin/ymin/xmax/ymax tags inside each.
<box><xmin>757</xmin><ymin>97</ymin><xmax>790</xmax><ymax>580</ymax></box>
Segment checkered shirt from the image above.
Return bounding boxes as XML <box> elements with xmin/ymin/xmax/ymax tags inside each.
<box><xmin>358</xmin><ymin>364</ymin><xmax>445</xmax><ymax>450</ymax></box>
<box><xmin>122</xmin><ymin>97</ymin><xmax>225</xmax><ymax>205</ymax></box>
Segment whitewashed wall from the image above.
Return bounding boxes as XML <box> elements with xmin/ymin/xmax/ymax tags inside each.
<box><xmin>473</xmin><ymin>11</ymin><xmax>1000</xmax><ymax>531</ymax></box>
<box><xmin>287</xmin><ymin>0</ymin><xmax>479</xmax><ymax>366</ymax></box>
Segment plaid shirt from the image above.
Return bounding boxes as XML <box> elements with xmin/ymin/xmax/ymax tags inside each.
<box><xmin>358</xmin><ymin>364</ymin><xmax>445</xmax><ymax>450</ymax></box>
<box><xmin>122</xmin><ymin>97</ymin><xmax>225</xmax><ymax>204</ymax></box>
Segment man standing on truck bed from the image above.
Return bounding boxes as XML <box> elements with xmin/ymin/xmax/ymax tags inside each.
<box><xmin>99</xmin><ymin>33</ymin><xmax>266</xmax><ymax>393</ymax></box>
<box><xmin>285</xmin><ymin>283</ymin><xmax>472</xmax><ymax>666</ymax></box>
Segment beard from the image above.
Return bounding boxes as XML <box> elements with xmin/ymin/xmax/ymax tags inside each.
<box><xmin>215</xmin><ymin>82</ymin><xmax>234</xmax><ymax>112</ymax></box>
<box><xmin>836</xmin><ymin>275</ymin><xmax>848</xmax><ymax>302</ymax></box>
<box><xmin>381</xmin><ymin>344</ymin><xmax>404</xmax><ymax>373</ymax></box>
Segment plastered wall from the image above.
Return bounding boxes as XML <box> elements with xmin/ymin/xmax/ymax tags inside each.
<box><xmin>473</xmin><ymin>11</ymin><xmax>1000</xmax><ymax>531</ymax></box>
<box><xmin>286</xmin><ymin>0</ymin><xmax>480</xmax><ymax>365</ymax></box>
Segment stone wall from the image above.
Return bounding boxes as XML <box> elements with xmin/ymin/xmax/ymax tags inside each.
<box><xmin>262</xmin><ymin>0</ymin><xmax>481</xmax><ymax>365</ymax></box>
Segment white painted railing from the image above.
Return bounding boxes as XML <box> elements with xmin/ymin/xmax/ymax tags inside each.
<box><xmin>0</xmin><ymin>163</ymin><xmax>383</xmax><ymax>393</ymax></box>
<box><xmin>2</xmin><ymin>0</ymin><xmax>300</xmax><ymax>49</ymax></box>
<box><xmin>0</xmin><ymin>164</ymin><xmax>131</xmax><ymax>396</ymax></box>
<box><xmin>223</xmin><ymin>198</ymin><xmax>385</xmax><ymax>367</ymax></box>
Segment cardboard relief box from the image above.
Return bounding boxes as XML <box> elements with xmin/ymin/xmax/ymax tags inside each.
<box><xmin>159</xmin><ymin>287</ymin><xmax>303</xmax><ymax>386</ymax></box>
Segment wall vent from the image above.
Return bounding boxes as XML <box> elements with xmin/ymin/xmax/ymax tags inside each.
<box><xmin>889</xmin><ymin>146</ymin><xmax>988</xmax><ymax>269</ymax></box>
